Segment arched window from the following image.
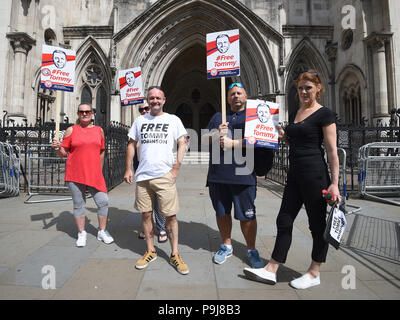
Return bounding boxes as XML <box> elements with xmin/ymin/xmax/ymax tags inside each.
<box><xmin>339</xmin><ymin>69</ymin><xmax>363</xmax><ymax>125</ymax></box>
<box><xmin>81</xmin><ymin>86</ymin><xmax>92</xmax><ymax>105</ymax></box>
<box><xmin>44</xmin><ymin>28</ymin><xmax>57</xmax><ymax>45</ymax></box>
<box><xmin>78</xmin><ymin>57</ymin><xmax>109</xmax><ymax>126</ymax></box>
<box><xmin>176</xmin><ymin>103</ymin><xmax>193</xmax><ymax>128</ymax></box>
<box><xmin>343</xmin><ymin>87</ymin><xmax>362</xmax><ymax>125</ymax></box>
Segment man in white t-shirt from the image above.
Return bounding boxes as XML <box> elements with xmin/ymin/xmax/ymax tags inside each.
<box><xmin>124</xmin><ymin>86</ymin><xmax>189</xmax><ymax>275</ymax></box>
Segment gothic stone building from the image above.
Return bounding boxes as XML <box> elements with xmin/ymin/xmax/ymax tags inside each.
<box><xmin>1</xmin><ymin>0</ymin><xmax>399</xmax><ymax>134</ymax></box>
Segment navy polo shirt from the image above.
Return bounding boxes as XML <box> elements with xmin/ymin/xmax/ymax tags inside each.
<box><xmin>206</xmin><ymin>108</ymin><xmax>256</xmax><ymax>186</ymax></box>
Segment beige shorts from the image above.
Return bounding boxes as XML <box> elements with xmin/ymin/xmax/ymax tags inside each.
<box><xmin>134</xmin><ymin>172</ymin><xmax>179</xmax><ymax>217</ymax></box>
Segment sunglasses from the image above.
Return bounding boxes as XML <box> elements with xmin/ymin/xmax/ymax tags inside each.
<box><xmin>228</xmin><ymin>82</ymin><xmax>244</xmax><ymax>89</ymax></box>
<box><xmin>139</xmin><ymin>106</ymin><xmax>150</xmax><ymax>112</ymax></box>
<box><xmin>78</xmin><ymin>110</ymin><xmax>92</xmax><ymax>115</ymax></box>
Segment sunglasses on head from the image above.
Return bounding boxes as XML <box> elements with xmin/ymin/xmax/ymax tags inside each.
<box><xmin>139</xmin><ymin>106</ymin><xmax>150</xmax><ymax>112</ymax></box>
<box><xmin>228</xmin><ymin>82</ymin><xmax>244</xmax><ymax>89</ymax></box>
<box><xmin>78</xmin><ymin>110</ymin><xmax>92</xmax><ymax>115</ymax></box>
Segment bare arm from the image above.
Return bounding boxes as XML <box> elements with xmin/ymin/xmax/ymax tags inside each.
<box><xmin>170</xmin><ymin>136</ymin><xmax>187</xmax><ymax>179</ymax></box>
<box><xmin>124</xmin><ymin>138</ymin><xmax>137</xmax><ymax>184</ymax></box>
<box><xmin>323</xmin><ymin>123</ymin><xmax>341</xmax><ymax>204</ymax></box>
<box><xmin>51</xmin><ymin>126</ymin><xmax>72</xmax><ymax>158</ymax></box>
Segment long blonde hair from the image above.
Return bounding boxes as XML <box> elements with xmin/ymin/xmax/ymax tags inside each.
<box><xmin>75</xmin><ymin>103</ymin><xmax>93</xmax><ymax>125</ymax></box>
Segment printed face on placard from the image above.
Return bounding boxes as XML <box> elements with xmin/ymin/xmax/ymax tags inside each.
<box><xmin>52</xmin><ymin>50</ymin><xmax>67</xmax><ymax>69</ymax></box>
<box><xmin>126</xmin><ymin>71</ymin><xmax>135</xmax><ymax>87</ymax></box>
<box><xmin>216</xmin><ymin>34</ymin><xmax>230</xmax><ymax>54</ymax></box>
<box><xmin>257</xmin><ymin>103</ymin><xmax>271</xmax><ymax>123</ymax></box>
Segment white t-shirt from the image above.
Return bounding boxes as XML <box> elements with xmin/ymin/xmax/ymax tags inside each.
<box><xmin>128</xmin><ymin>112</ymin><xmax>187</xmax><ymax>182</ymax></box>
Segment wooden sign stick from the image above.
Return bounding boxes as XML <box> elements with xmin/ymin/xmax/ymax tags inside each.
<box><xmin>55</xmin><ymin>90</ymin><xmax>61</xmax><ymax>142</ymax></box>
<box><xmin>221</xmin><ymin>76</ymin><xmax>226</xmax><ymax>123</ymax></box>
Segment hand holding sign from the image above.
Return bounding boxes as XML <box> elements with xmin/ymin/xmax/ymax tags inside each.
<box><xmin>244</xmin><ymin>100</ymin><xmax>280</xmax><ymax>149</ymax></box>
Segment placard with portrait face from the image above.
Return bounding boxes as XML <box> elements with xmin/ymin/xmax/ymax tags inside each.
<box><xmin>244</xmin><ymin>99</ymin><xmax>279</xmax><ymax>149</ymax></box>
<box><xmin>206</xmin><ymin>29</ymin><xmax>240</xmax><ymax>79</ymax></box>
<box><xmin>119</xmin><ymin>67</ymin><xmax>144</xmax><ymax>106</ymax></box>
<box><xmin>41</xmin><ymin>45</ymin><xmax>76</xmax><ymax>92</ymax></box>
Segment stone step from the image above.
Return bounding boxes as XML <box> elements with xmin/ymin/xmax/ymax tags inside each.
<box><xmin>173</xmin><ymin>152</ymin><xmax>209</xmax><ymax>164</ymax></box>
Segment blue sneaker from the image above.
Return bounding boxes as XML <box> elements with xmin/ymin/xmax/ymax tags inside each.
<box><xmin>248</xmin><ymin>249</ymin><xmax>264</xmax><ymax>268</ymax></box>
<box><xmin>213</xmin><ymin>244</ymin><xmax>233</xmax><ymax>264</ymax></box>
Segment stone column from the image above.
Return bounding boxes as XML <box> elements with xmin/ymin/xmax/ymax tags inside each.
<box><xmin>6</xmin><ymin>32</ymin><xmax>35</xmax><ymax>124</ymax></box>
<box><xmin>325</xmin><ymin>42</ymin><xmax>338</xmax><ymax>114</ymax></box>
<box><xmin>364</xmin><ymin>33</ymin><xmax>392</xmax><ymax>125</ymax></box>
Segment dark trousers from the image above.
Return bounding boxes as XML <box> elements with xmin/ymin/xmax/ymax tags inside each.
<box><xmin>271</xmin><ymin>159</ymin><xmax>330</xmax><ymax>264</ymax></box>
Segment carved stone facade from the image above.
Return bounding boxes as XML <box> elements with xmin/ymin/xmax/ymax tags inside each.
<box><xmin>1</xmin><ymin>0</ymin><xmax>399</xmax><ymax>129</ymax></box>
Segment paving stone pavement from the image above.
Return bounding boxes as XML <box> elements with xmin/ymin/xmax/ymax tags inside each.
<box><xmin>0</xmin><ymin>164</ymin><xmax>399</xmax><ymax>301</ymax></box>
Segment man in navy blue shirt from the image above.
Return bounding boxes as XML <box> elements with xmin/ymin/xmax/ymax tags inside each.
<box><xmin>204</xmin><ymin>83</ymin><xmax>263</xmax><ymax>268</ymax></box>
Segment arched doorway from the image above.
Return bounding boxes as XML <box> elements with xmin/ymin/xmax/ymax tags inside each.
<box><xmin>161</xmin><ymin>44</ymin><xmax>220</xmax><ymax>147</ymax></box>
<box><xmin>117</xmin><ymin>0</ymin><xmax>281</xmax><ymax>128</ymax></box>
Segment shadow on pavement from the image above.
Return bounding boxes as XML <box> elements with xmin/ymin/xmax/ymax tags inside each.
<box><xmin>30</xmin><ymin>206</ymin><xmax>302</xmax><ymax>282</ymax></box>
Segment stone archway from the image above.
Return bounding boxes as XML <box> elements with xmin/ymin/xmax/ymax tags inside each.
<box><xmin>337</xmin><ymin>64</ymin><xmax>368</xmax><ymax>125</ymax></box>
<box><xmin>116</xmin><ymin>0</ymin><xmax>282</xmax><ymax>127</ymax></box>
<box><xmin>284</xmin><ymin>38</ymin><xmax>330</xmax><ymax>121</ymax></box>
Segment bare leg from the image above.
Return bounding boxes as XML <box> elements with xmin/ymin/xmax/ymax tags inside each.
<box><xmin>306</xmin><ymin>260</ymin><xmax>321</xmax><ymax>278</ymax></box>
<box><xmin>265</xmin><ymin>258</ymin><xmax>280</xmax><ymax>273</ymax></box>
<box><xmin>98</xmin><ymin>215</ymin><xmax>107</xmax><ymax>231</ymax></box>
<box><xmin>240</xmin><ymin>219</ymin><xmax>257</xmax><ymax>250</ymax></box>
<box><xmin>216</xmin><ymin>214</ymin><xmax>232</xmax><ymax>245</ymax></box>
<box><xmin>75</xmin><ymin>216</ymin><xmax>85</xmax><ymax>232</ymax></box>
<box><xmin>142</xmin><ymin>211</ymin><xmax>155</xmax><ymax>252</ymax></box>
<box><xmin>166</xmin><ymin>215</ymin><xmax>179</xmax><ymax>256</ymax></box>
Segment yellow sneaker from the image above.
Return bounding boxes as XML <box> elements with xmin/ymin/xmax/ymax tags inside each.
<box><xmin>169</xmin><ymin>253</ymin><xmax>189</xmax><ymax>275</ymax></box>
<box><xmin>135</xmin><ymin>250</ymin><xmax>157</xmax><ymax>270</ymax></box>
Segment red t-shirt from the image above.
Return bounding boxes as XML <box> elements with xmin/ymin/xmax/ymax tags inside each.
<box><xmin>61</xmin><ymin>124</ymin><xmax>107</xmax><ymax>193</ymax></box>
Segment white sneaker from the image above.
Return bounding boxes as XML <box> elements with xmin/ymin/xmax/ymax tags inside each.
<box><xmin>76</xmin><ymin>230</ymin><xmax>87</xmax><ymax>247</ymax></box>
<box><xmin>97</xmin><ymin>229</ymin><xmax>114</xmax><ymax>244</ymax></box>
<box><xmin>290</xmin><ymin>273</ymin><xmax>320</xmax><ymax>289</ymax></box>
<box><xmin>243</xmin><ymin>267</ymin><xmax>277</xmax><ymax>285</ymax></box>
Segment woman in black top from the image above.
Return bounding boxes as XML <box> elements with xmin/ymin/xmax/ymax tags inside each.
<box><xmin>243</xmin><ymin>70</ymin><xmax>341</xmax><ymax>289</ymax></box>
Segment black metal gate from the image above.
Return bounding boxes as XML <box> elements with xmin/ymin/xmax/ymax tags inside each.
<box><xmin>0</xmin><ymin>121</ymin><xmax>129</xmax><ymax>193</ymax></box>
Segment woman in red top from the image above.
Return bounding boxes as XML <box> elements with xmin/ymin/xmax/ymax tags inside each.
<box><xmin>52</xmin><ymin>103</ymin><xmax>114</xmax><ymax>247</ymax></box>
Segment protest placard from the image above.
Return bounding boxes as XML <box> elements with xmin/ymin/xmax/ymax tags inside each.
<box><xmin>41</xmin><ymin>45</ymin><xmax>76</xmax><ymax>141</ymax></box>
<box><xmin>206</xmin><ymin>29</ymin><xmax>240</xmax><ymax>124</ymax></box>
<box><xmin>206</xmin><ymin>29</ymin><xmax>240</xmax><ymax>79</ymax></box>
<box><xmin>119</xmin><ymin>67</ymin><xmax>144</xmax><ymax>106</ymax></box>
<box><xmin>41</xmin><ymin>45</ymin><xmax>76</xmax><ymax>92</ymax></box>
<box><xmin>244</xmin><ymin>99</ymin><xmax>279</xmax><ymax>149</ymax></box>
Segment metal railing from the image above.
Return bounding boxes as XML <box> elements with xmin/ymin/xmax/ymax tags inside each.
<box><xmin>24</xmin><ymin>144</ymin><xmax>71</xmax><ymax>203</ymax></box>
<box><xmin>0</xmin><ymin>142</ymin><xmax>21</xmax><ymax>197</ymax></box>
<box><xmin>357</xmin><ymin>142</ymin><xmax>400</xmax><ymax>206</ymax></box>
<box><xmin>0</xmin><ymin>121</ymin><xmax>130</xmax><ymax>198</ymax></box>
<box><xmin>266</xmin><ymin>124</ymin><xmax>400</xmax><ymax>196</ymax></box>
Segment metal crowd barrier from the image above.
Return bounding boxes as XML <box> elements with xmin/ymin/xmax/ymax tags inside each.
<box><xmin>337</xmin><ymin>148</ymin><xmax>361</xmax><ymax>214</ymax></box>
<box><xmin>0</xmin><ymin>142</ymin><xmax>21</xmax><ymax>197</ymax></box>
<box><xmin>357</xmin><ymin>142</ymin><xmax>400</xmax><ymax>206</ymax></box>
<box><xmin>24</xmin><ymin>144</ymin><xmax>72</xmax><ymax>204</ymax></box>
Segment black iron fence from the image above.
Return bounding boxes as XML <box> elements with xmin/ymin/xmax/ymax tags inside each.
<box><xmin>266</xmin><ymin>124</ymin><xmax>400</xmax><ymax>195</ymax></box>
<box><xmin>0</xmin><ymin>121</ymin><xmax>129</xmax><ymax>193</ymax></box>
